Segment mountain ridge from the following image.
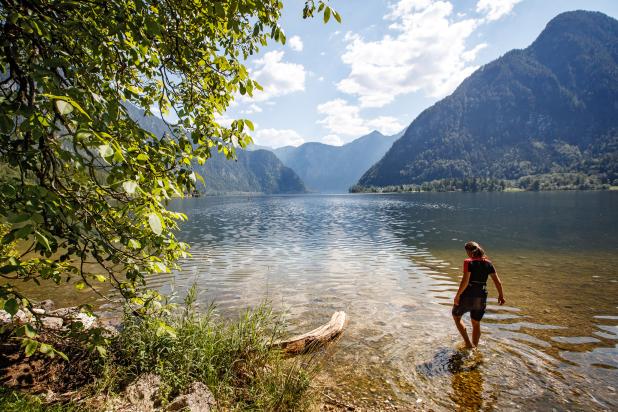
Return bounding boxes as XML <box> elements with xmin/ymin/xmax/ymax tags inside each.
<box><xmin>272</xmin><ymin>130</ymin><xmax>403</xmax><ymax>193</ymax></box>
<box><xmin>125</xmin><ymin>105</ymin><xmax>306</xmax><ymax>194</ymax></box>
<box><xmin>357</xmin><ymin>10</ymin><xmax>618</xmax><ymax>190</ymax></box>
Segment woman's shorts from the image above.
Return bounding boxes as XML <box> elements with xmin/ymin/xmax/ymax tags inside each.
<box><xmin>452</xmin><ymin>296</ymin><xmax>487</xmax><ymax>321</ymax></box>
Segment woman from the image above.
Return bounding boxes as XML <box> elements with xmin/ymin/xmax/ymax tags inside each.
<box><xmin>452</xmin><ymin>241</ymin><xmax>505</xmax><ymax>348</ymax></box>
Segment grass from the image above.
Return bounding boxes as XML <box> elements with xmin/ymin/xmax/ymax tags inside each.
<box><xmin>0</xmin><ymin>387</ymin><xmax>80</xmax><ymax>412</ymax></box>
<box><xmin>94</xmin><ymin>288</ymin><xmax>320</xmax><ymax>411</ymax></box>
<box><xmin>1</xmin><ymin>287</ymin><xmax>322</xmax><ymax>411</ymax></box>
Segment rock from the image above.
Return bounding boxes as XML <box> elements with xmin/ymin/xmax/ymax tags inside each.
<box><xmin>122</xmin><ymin>373</ymin><xmax>162</xmax><ymax>412</ymax></box>
<box><xmin>39</xmin><ymin>300</ymin><xmax>55</xmax><ymax>312</ymax></box>
<box><xmin>41</xmin><ymin>316</ymin><xmax>63</xmax><ymax>330</ymax></box>
<box><xmin>49</xmin><ymin>307</ymin><xmax>98</xmax><ymax>330</ymax></box>
<box><xmin>166</xmin><ymin>382</ymin><xmax>216</xmax><ymax>412</ymax></box>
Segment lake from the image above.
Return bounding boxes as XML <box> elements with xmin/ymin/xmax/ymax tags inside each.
<box><xmin>38</xmin><ymin>192</ymin><xmax>618</xmax><ymax>410</ymax></box>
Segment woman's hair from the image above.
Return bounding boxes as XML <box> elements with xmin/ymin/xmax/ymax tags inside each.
<box><xmin>465</xmin><ymin>241</ymin><xmax>486</xmax><ymax>258</ymax></box>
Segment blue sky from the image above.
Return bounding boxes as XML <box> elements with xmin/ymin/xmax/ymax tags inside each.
<box><xmin>219</xmin><ymin>0</ymin><xmax>618</xmax><ymax>148</ymax></box>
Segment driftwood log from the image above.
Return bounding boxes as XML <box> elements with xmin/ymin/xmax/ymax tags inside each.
<box><xmin>274</xmin><ymin>311</ymin><xmax>348</xmax><ymax>355</ymax></box>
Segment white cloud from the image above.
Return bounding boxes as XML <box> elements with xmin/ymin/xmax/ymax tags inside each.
<box><xmin>316</xmin><ymin>99</ymin><xmax>404</xmax><ymax>138</ymax></box>
<box><xmin>336</xmin><ymin>0</ymin><xmax>512</xmax><ymax>108</ymax></box>
<box><xmin>476</xmin><ymin>0</ymin><xmax>521</xmax><ymax>21</ymax></box>
<box><xmin>321</xmin><ymin>134</ymin><xmax>344</xmax><ymax>146</ymax></box>
<box><xmin>240</xmin><ymin>104</ymin><xmax>263</xmax><ymax>115</ymax></box>
<box><xmin>253</xmin><ymin>128</ymin><xmax>306</xmax><ymax>148</ymax></box>
<box><xmin>215</xmin><ymin>114</ymin><xmax>234</xmax><ymax>128</ymax></box>
<box><xmin>288</xmin><ymin>35</ymin><xmax>304</xmax><ymax>51</ymax></box>
<box><xmin>317</xmin><ymin>99</ymin><xmax>373</xmax><ymax>136</ymax></box>
<box><xmin>365</xmin><ymin>116</ymin><xmax>405</xmax><ymax>135</ymax></box>
<box><xmin>248</xmin><ymin>51</ymin><xmax>306</xmax><ymax>102</ymax></box>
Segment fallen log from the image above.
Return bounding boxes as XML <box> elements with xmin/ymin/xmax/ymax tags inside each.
<box><xmin>274</xmin><ymin>311</ymin><xmax>348</xmax><ymax>355</ymax></box>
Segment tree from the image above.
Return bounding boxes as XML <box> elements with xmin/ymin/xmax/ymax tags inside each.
<box><xmin>0</xmin><ymin>0</ymin><xmax>339</xmax><ymax>339</ymax></box>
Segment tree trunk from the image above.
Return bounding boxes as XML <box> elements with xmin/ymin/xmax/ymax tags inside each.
<box><xmin>275</xmin><ymin>311</ymin><xmax>347</xmax><ymax>355</ymax></box>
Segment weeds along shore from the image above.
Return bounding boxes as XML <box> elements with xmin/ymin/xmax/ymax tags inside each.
<box><xmin>0</xmin><ymin>291</ymin><xmax>323</xmax><ymax>411</ymax></box>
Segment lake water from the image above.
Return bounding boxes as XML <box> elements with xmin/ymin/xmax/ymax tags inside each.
<box><xmin>31</xmin><ymin>192</ymin><xmax>618</xmax><ymax>410</ymax></box>
<box><xmin>156</xmin><ymin>192</ymin><xmax>618</xmax><ymax>411</ymax></box>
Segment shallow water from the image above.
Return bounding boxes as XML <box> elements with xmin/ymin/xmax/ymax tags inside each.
<box><xmin>23</xmin><ymin>192</ymin><xmax>618</xmax><ymax>410</ymax></box>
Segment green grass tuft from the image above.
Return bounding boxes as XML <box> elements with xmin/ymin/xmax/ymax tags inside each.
<box><xmin>95</xmin><ymin>290</ymin><xmax>320</xmax><ymax>411</ymax></box>
<box><xmin>0</xmin><ymin>387</ymin><xmax>79</xmax><ymax>412</ymax></box>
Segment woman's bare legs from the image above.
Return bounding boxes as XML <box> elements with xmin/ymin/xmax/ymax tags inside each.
<box><xmin>471</xmin><ymin>319</ymin><xmax>481</xmax><ymax>347</ymax></box>
<box><xmin>453</xmin><ymin>315</ymin><xmax>474</xmax><ymax>348</ymax></box>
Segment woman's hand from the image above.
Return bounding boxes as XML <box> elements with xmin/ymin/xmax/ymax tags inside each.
<box><xmin>498</xmin><ymin>295</ymin><xmax>505</xmax><ymax>305</ymax></box>
<box><xmin>454</xmin><ymin>295</ymin><xmax>460</xmax><ymax>306</ymax></box>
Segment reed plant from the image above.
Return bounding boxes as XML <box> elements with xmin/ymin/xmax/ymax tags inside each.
<box><xmin>97</xmin><ymin>287</ymin><xmax>320</xmax><ymax>411</ymax></box>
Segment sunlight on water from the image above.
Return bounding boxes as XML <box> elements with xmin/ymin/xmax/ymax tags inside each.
<box><xmin>19</xmin><ymin>192</ymin><xmax>618</xmax><ymax>410</ymax></box>
<box><xmin>149</xmin><ymin>192</ymin><xmax>617</xmax><ymax>410</ymax></box>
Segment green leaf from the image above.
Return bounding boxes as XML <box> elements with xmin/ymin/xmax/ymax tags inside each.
<box><xmin>24</xmin><ymin>340</ymin><xmax>38</xmax><ymax>357</ymax></box>
<box><xmin>34</xmin><ymin>230</ymin><xmax>51</xmax><ymax>251</ymax></box>
<box><xmin>23</xmin><ymin>323</ymin><xmax>37</xmax><ymax>338</ymax></box>
<box><xmin>324</xmin><ymin>7</ymin><xmax>331</xmax><ymax>23</ymax></box>
<box><xmin>15</xmin><ymin>224</ymin><xmax>33</xmax><ymax>239</ymax></box>
<box><xmin>128</xmin><ymin>239</ymin><xmax>141</xmax><ymax>249</ymax></box>
<box><xmin>244</xmin><ymin>119</ymin><xmax>254</xmax><ymax>131</ymax></box>
<box><xmin>7</xmin><ymin>213</ymin><xmax>30</xmax><ymax>224</ymax></box>
<box><xmin>152</xmin><ymin>261</ymin><xmax>167</xmax><ymax>273</ymax></box>
<box><xmin>148</xmin><ymin>213</ymin><xmax>162</xmax><ymax>235</ymax></box>
<box><xmin>98</xmin><ymin>144</ymin><xmax>114</xmax><ymax>158</ymax></box>
<box><xmin>55</xmin><ymin>349</ymin><xmax>69</xmax><ymax>361</ymax></box>
<box><xmin>75</xmin><ymin>281</ymin><xmax>86</xmax><ymax>290</ymax></box>
<box><xmin>4</xmin><ymin>298</ymin><xmax>19</xmax><ymax>316</ymax></box>
<box><xmin>122</xmin><ymin>181</ymin><xmax>138</xmax><ymax>194</ymax></box>
<box><xmin>334</xmin><ymin>11</ymin><xmax>342</xmax><ymax>23</ymax></box>
<box><xmin>55</xmin><ymin>100</ymin><xmax>73</xmax><ymax>115</ymax></box>
<box><xmin>39</xmin><ymin>343</ymin><xmax>52</xmax><ymax>354</ymax></box>
<box><xmin>94</xmin><ymin>274</ymin><xmax>106</xmax><ymax>283</ymax></box>
<box><xmin>95</xmin><ymin>345</ymin><xmax>107</xmax><ymax>357</ymax></box>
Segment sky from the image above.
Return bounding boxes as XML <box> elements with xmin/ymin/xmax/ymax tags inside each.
<box><xmin>219</xmin><ymin>0</ymin><xmax>618</xmax><ymax>149</ymax></box>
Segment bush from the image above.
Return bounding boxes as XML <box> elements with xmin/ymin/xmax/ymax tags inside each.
<box><xmin>97</xmin><ymin>291</ymin><xmax>319</xmax><ymax>411</ymax></box>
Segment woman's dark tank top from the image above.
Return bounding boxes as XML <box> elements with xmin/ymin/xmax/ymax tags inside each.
<box><xmin>462</xmin><ymin>258</ymin><xmax>496</xmax><ymax>298</ymax></box>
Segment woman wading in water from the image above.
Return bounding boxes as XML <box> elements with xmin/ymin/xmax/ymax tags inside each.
<box><xmin>452</xmin><ymin>241</ymin><xmax>505</xmax><ymax>348</ymax></box>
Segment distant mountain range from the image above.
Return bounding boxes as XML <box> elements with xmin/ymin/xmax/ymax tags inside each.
<box><xmin>194</xmin><ymin>149</ymin><xmax>305</xmax><ymax>194</ymax></box>
<box><xmin>357</xmin><ymin>10</ymin><xmax>618</xmax><ymax>190</ymax></box>
<box><xmin>271</xmin><ymin>130</ymin><xmax>402</xmax><ymax>193</ymax></box>
<box><xmin>125</xmin><ymin>105</ymin><xmax>306</xmax><ymax>194</ymax></box>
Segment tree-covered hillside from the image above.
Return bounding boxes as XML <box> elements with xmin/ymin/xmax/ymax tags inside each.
<box><xmin>126</xmin><ymin>105</ymin><xmax>306</xmax><ymax>194</ymax></box>
<box><xmin>357</xmin><ymin>11</ymin><xmax>618</xmax><ymax>190</ymax></box>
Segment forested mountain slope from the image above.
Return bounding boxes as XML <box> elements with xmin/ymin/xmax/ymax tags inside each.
<box><xmin>126</xmin><ymin>105</ymin><xmax>306</xmax><ymax>194</ymax></box>
<box><xmin>357</xmin><ymin>11</ymin><xmax>618</xmax><ymax>190</ymax></box>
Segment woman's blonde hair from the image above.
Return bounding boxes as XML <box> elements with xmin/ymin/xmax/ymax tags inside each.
<box><xmin>465</xmin><ymin>241</ymin><xmax>486</xmax><ymax>258</ymax></box>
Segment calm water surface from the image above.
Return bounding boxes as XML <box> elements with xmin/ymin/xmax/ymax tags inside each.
<box><xmin>35</xmin><ymin>192</ymin><xmax>618</xmax><ymax>410</ymax></box>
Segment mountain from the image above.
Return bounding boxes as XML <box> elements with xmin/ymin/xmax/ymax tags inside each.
<box><xmin>357</xmin><ymin>11</ymin><xmax>618</xmax><ymax>190</ymax></box>
<box><xmin>193</xmin><ymin>149</ymin><xmax>306</xmax><ymax>194</ymax></box>
<box><xmin>273</xmin><ymin>130</ymin><xmax>402</xmax><ymax>193</ymax></box>
<box><xmin>125</xmin><ymin>105</ymin><xmax>306</xmax><ymax>194</ymax></box>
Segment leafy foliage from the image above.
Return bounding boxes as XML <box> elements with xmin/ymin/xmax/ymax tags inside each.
<box><xmin>0</xmin><ymin>387</ymin><xmax>80</xmax><ymax>412</ymax></box>
<box><xmin>0</xmin><ymin>0</ymin><xmax>337</xmax><ymax>348</ymax></box>
<box><xmin>358</xmin><ymin>11</ymin><xmax>618</xmax><ymax>190</ymax></box>
<box><xmin>128</xmin><ymin>104</ymin><xmax>306</xmax><ymax>194</ymax></box>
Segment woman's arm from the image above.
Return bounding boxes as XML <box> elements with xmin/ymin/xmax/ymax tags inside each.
<box><xmin>454</xmin><ymin>271</ymin><xmax>470</xmax><ymax>306</ymax></box>
<box><xmin>490</xmin><ymin>273</ymin><xmax>505</xmax><ymax>305</ymax></box>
